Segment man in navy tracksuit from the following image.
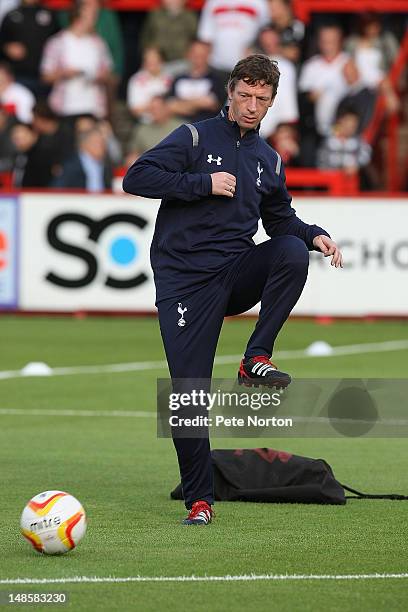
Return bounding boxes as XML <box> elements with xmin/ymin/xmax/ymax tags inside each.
<box><xmin>123</xmin><ymin>55</ymin><xmax>343</xmax><ymax>525</ymax></box>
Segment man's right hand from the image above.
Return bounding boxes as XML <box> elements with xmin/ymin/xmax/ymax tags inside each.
<box><xmin>211</xmin><ymin>172</ymin><xmax>236</xmax><ymax>198</ymax></box>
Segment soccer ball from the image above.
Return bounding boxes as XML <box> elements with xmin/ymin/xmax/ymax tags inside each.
<box><xmin>20</xmin><ymin>491</ymin><xmax>87</xmax><ymax>555</ymax></box>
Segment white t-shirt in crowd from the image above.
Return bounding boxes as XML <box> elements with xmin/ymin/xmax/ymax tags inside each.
<box><xmin>259</xmin><ymin>55</ymin><xmax>298</xmax><ymax>139</ymax></box>
<box><xmin>127</xmin><ymin>70</ymin><xmax>171</xmax><ymax>119</ymax></box>
<box><xmin>0</xmin><ymin>81</ymin><xmax>35</xmax><ymax>123</ymax></box>
<box><xmin>299</xmin><ymin>52</ymin><xmax>349</xmax><ymax>135</ymax></box>
<box><xmin>171</xmin><ymin>74</ymin><xmax>217</xmax><ymax>100</ymax></box>
<box><xmin>198</xmin><ymin>0</ymin><xmax>270</xmax><ymax>71</ymax></box>
<box><xmin>41</xmin><ymin>30</ymin><xmax>113</xmax><ymax>118</ymax></box>
<box><xmin>353</xmin><ymin>47</ymin><xmax>384</xmax><ymax>88</ymax></box>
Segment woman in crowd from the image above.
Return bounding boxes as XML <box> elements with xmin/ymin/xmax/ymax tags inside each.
<box><xmin>127</xmin><ymin>47</ymin><xmax>172</xmax><ymax>124</ymax></box>
<box><xmin>345</xmin><ymin>12</ymin><xmax>399</xmax><ymax>88</ymax></box>
<box><xmin>41</xmin><ymin>1</ymin><xmax>113</xmax><ymax>121</ymax></box>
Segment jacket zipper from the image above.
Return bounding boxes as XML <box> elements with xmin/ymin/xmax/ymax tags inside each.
<box><xmin>235</xmin><ymin>138</ymin><xmax>240</xmax><ymax>197</ymax></box>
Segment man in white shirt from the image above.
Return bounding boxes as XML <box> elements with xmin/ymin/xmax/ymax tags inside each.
<box><xmin>298</xmin><ymin>25</ymin><xmax>349</xmax><ymax>136</ymax></box>
<box><xmin>198</xmin><ymin>0</ymin><xmax>269</xmax><ymax>71</ymax></box>
<box><xmin>0</xmin><ymin>61</ymin><xmax>34</xmax><ymax>123</ymax></box>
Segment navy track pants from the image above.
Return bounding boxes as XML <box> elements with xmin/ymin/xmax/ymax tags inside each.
<box><xmin>157</xmin><ymin>236</ymin><xmax>310</xmax><ymax>508</ymax></box>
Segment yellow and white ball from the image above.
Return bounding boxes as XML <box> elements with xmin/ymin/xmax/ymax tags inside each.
<box><xmin>20</xmin><ymin>491</ymin><xmax>87</xmax><ymax>555</ymax></box>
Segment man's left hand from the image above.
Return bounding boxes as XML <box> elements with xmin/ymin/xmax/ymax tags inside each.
<box><xmin>313</xmin><ymin>235</ymin><xmax>343</xmax><ymax>268</ymax></box>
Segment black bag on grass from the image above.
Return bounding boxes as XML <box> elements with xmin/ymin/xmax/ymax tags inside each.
<box><xmin>170</xmin><ymin>448</ymin><xmax>408</xmax><ymax>505</ymax></box>
<box><xmin>171</xmin><ymin>448</ymin><xmax>345</xmax><ymax>505</ymax></box>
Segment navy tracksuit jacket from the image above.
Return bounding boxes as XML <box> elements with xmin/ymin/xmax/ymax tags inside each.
<box><xmin>123</xmin><ymin>108</ymin><xmax>330</xmax><ymax>509</ymax></box>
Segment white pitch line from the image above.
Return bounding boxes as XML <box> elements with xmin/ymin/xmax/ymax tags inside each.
<box><xmin>0</xmin><ymin>573</ymin><xmax>408</xmax><ymax>585</ymax></box>
<box><xmin>0</xmin><ymin>339</ymin><xmax>408</xmax><ymax>381</ymax></box>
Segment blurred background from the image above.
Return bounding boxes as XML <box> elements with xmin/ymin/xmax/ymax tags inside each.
<box><xmin>0</xmin><ymin>0</ymin><xmax>407</xmax><ymax>316</ymax></box>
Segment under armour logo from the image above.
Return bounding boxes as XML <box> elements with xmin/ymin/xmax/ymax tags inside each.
<box><xmin>256</xmin><ymin>161</ymin><xmax>264</xmax><ymax>187</ymax></box>
<box><xmin>177</xmin><ymin>303</ymin><xmax>187</xmax><ymax>327</ymax></box>
<box><xmin>207</xmin><ymin>154</ymin><xmax>222</xmax><ymax>165</ymax></box>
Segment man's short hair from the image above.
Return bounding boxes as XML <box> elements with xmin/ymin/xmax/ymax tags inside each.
<box><xmin>258</xmin><ymin>23</ymin><xmax>280</xmax><ymax>36</ymax></box>
<box><xmin>32</xmin><ymin>100</ymin><xmax>58</xmax><ymax>121</ymax></box>
<box><xmin>337</xmin><ymin>109</ymin><xmax>359</xmax><ymax>121</ymax></box>
<box><xmin>228</xmin><ymin>54</ymin><xmax>280</xmax><ymax>98</ymax></box>
<box><xmin>190</xmin><ymin>38</ymin><xmax>212</xmax><ymax>49</ymax></box>
<box><xmin>318</xmin><ymin>23</ymin><xmax>343</xmax><ymax>35</ymax></box>
<box><xmin>77</xmin><ymin>126</ymin><xmax>103</xmax><ymax>148</ymax></box>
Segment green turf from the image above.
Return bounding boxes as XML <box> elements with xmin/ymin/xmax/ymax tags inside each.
<box><xmin>0</xmin><ymin>316</ymin><xmax>407</xmax><ymax>611</ymax></box>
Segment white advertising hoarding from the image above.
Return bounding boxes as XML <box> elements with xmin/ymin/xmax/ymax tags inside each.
<box><xmin>19</xmin><ymin>194</ymin><xmax>408</xmax><ymax>316</ymax></box>
<box><xmin>291</xmin><ymin>198</ymin><xmax>408</xmax><ymax>316</ymax></box>
<box><xmin>19</xmin><ymin>193</ymin><xmax>158</xmax><ymax>311</ymax></box>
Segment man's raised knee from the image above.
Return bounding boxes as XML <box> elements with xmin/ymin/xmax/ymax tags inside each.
<box><xmin>274</xmin><ymin>236</ymin><xmax>309</xmax><ymax>270</ymax></box>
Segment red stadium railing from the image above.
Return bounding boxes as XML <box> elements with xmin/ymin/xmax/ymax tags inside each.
<box><xmin>0</xmin><ymin>169</ymin><xmax>359</xmax><ymax>195</ymax></box>
<box><xmin>112</xmin><ymin>167</ymin><xmax>358</xmax><ymax>196</ymax></box>
<box><xmin>285</xmin><ymin>169</ymin><xmax>359</xmax><ymax>195</ymax></box>
<box><xmin>0</xmin><ymin>173</ymin><xmax>13</xmax><ymax>190</ymax></box>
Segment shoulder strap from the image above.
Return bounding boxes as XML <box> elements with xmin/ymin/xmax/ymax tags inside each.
<box><xmin>275</xmin><ymin>152</ymin><xmax>282</xmax><ymax>175</ymax></box>
<box><xmin>340</xmin><ymin>482</ymin><xmax>408</xmax><ymax>500</ymax></box>
<box><xmin>184</xmin><ymin>123</ymin><xmax>199</xmax><ymax>148</ymax></box>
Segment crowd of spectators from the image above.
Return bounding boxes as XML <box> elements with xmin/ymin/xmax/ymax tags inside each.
<box><xmin>0</xmin><ymin>0</ymin><xmax>403</xmax><ymax>191</ymax></box>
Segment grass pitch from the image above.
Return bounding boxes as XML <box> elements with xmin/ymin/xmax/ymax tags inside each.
<box><xmin>0</xmin><ymin>316</ymin><xmax>407</xmax><ymax>611</ymax></box>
